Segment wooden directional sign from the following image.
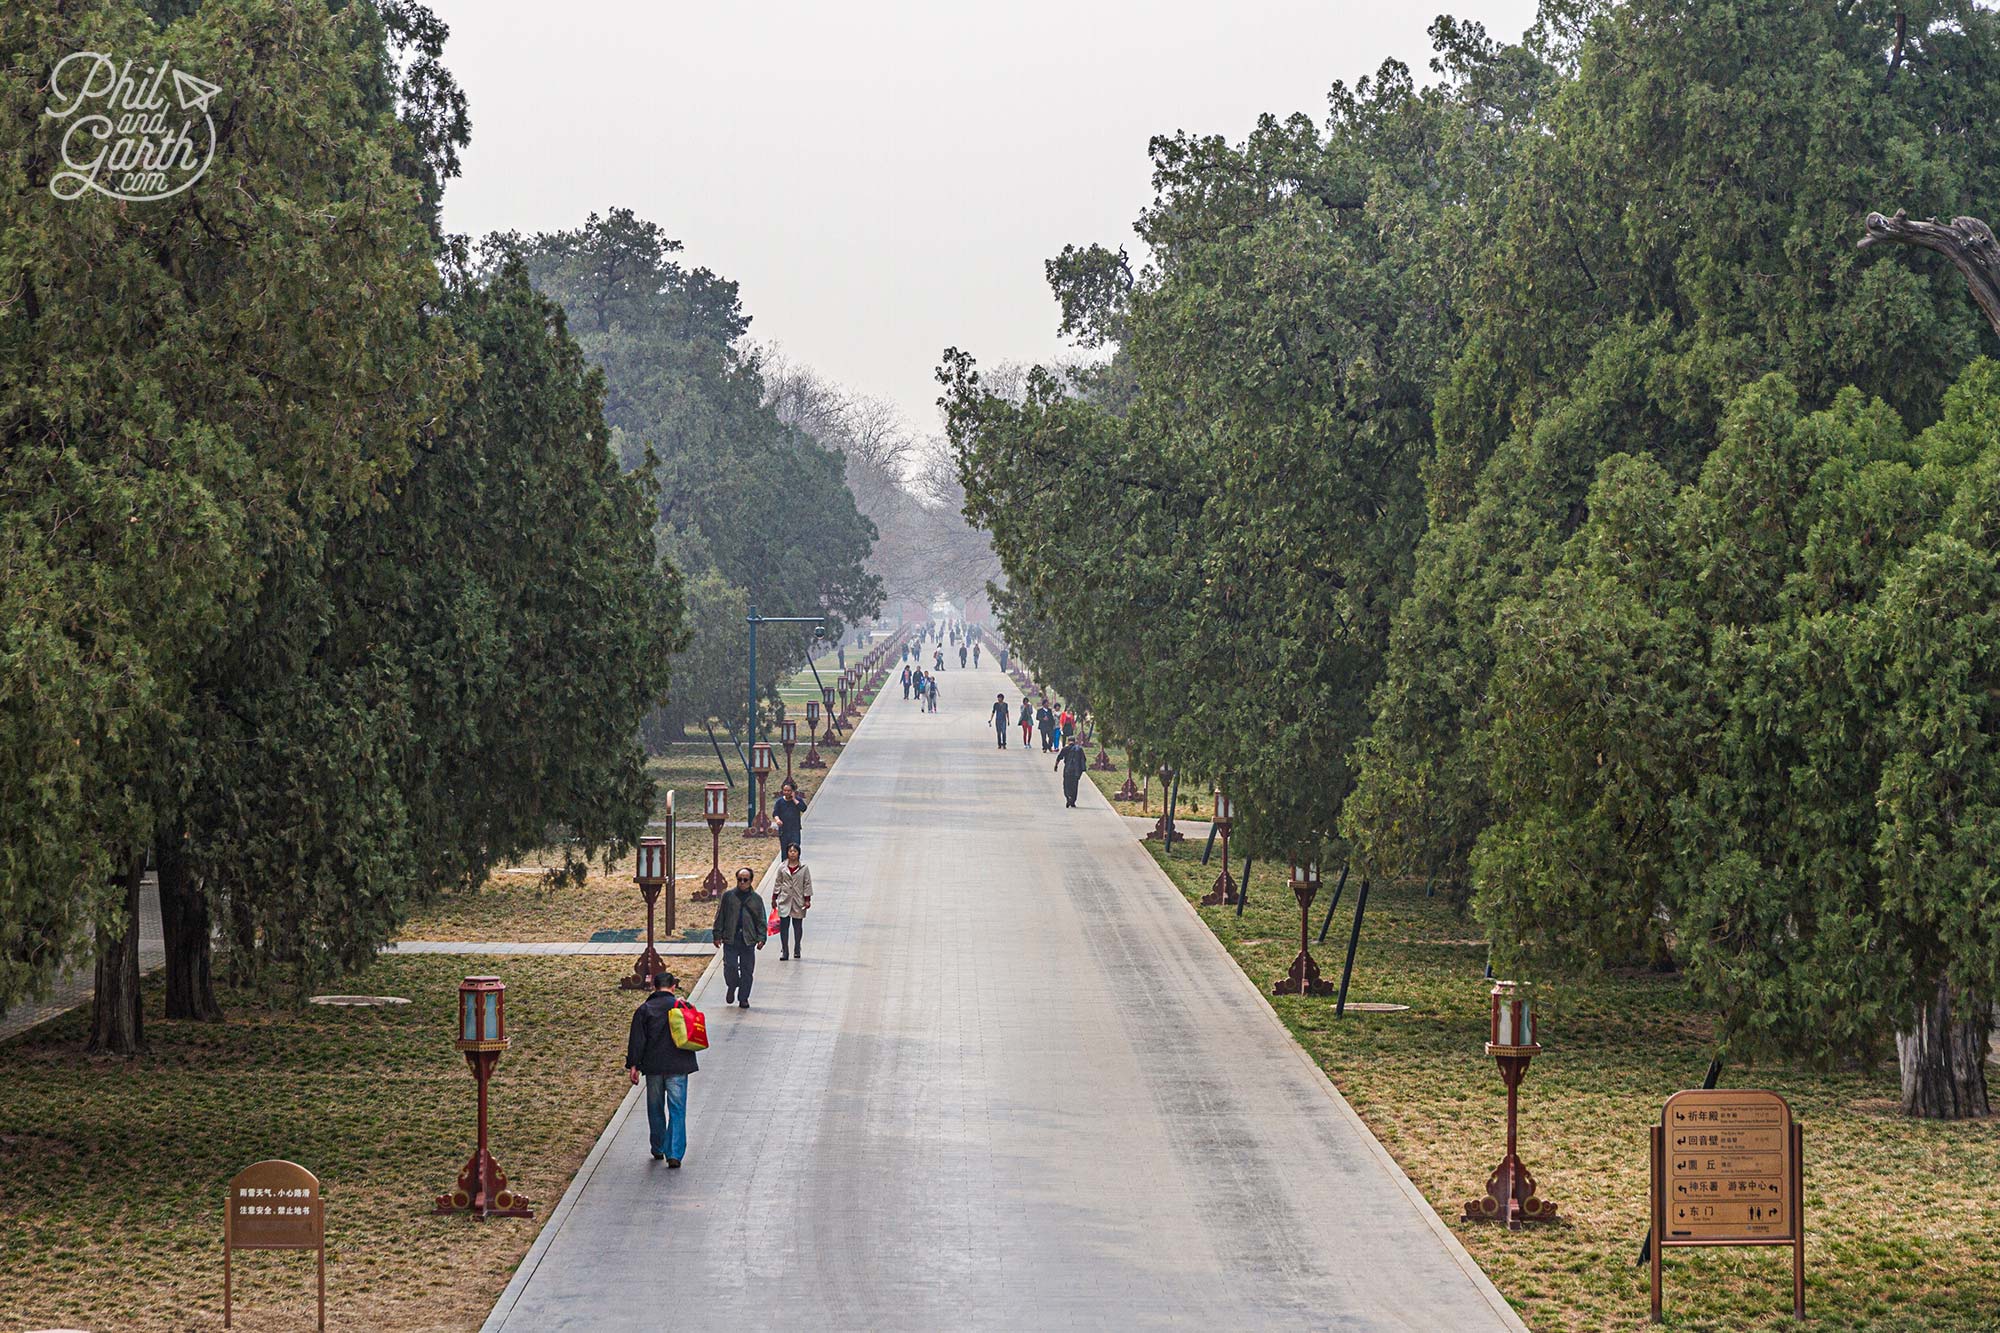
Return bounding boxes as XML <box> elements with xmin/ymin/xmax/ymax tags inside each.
<box><xmin>225</xmin><ymin>1159</ymin><xmax>325</xmax><ymax>1329</ymax></box>
<box><xmin>1650</xmin><ymin>1089</ymin><xmax>1803</xmax><ymax>1322</ymax></box>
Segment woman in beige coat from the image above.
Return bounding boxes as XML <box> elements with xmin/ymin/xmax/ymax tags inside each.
<box><xmin>772</xmin><ymin>843</ymin><xmax>813</xmax><ymax>960</ymax></box>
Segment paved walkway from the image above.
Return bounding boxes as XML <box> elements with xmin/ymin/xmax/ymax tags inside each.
<box><xmin>484</xmin><ymin>662</ymin><xmax>1524</xmax><ymax>1332</ymax></box>
<box><xmin>0</xmin><ymin>879</ymin><xmax>163</xmax><ymax>1044</ymax></box>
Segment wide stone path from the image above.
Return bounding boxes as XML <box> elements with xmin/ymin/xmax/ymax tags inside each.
<box><xmin>484</xmin><ymin>660</ymin><xmax>1524</xmax><ymax>1332</ymax></box>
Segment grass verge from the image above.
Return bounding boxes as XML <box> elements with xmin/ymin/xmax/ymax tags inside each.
<box><xmin>0</xmin><ymin>953</ymin><xmax>689</xmax><ymax>1332</ymax></box>
<box><xmin>1142</xmin><ymin>839</ymin><xmax>2000</xmax><ymax>1332</ymax></box>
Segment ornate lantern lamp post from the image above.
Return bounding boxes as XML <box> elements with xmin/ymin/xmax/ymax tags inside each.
<box><xmin>1463</xmin><ymin>980</ymin><xmax>1559</xmax><ymax>1228</ymax></box>
<box><xmin>621</xmin><ymin>816</ymin><xmax>674</xmax><ymax>989</ymax></box>
<box><xmin>1273</xmin><ymin>861</ymin><xmax>1335</xmax><ymax>996</ymax></box>
<box><xmin>694</xmin><ymin>781</ymin><xmax>728</xmax><ymax>901</ymax></box>
<box><xmin>802</xmin><ymin>701</ymin><xmax>826</xmax><ymax>769</ymax></box>
<box><xmin>747</xmin><ymin>742</ymin><xmax>775</xmax><ymax>837</ymax></box>
<box><xmin>821</xmin><ymin>684</ymin><xmax>842</xmax><ymax>741</ymax></box>
<box><xmin>780</xmin><ymin>719</ymin><xmax>798</xmax><ymax>788</ymax></box>
<box><xmin>434</xmin><ymin>976</ymin><xmax>533</xmax><ymax>1219</ymax></box>
<box><xmin>1200</xmin><ymin>785</ymin><xmax>1239</xmax><ymax>906</ymax></box>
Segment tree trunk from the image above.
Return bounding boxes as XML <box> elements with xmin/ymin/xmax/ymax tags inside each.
<box><xmin>86</xmin><ymin>859</ymin><xmax>146</xmax><ymax>1057</ymax></box>
<box><xmin>1896</xmin><ymin>980</ymin><xmax>1992</xmax><ymax>1119</ymax></box>
<box><xmin>227</xmin><ymin>892</ymin><xmax>256</xmax><ymax>988</ymax></box>
<box><xmin>158</xmin><ymin>836</ymin><xmax>222</xmax><ymax>1022</ymax></box>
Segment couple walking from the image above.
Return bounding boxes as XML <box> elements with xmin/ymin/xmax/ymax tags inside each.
<box><xmin>623</xmin><ymin>843</ymin><xmax>817</xmax><ymax>1167</ymax></box>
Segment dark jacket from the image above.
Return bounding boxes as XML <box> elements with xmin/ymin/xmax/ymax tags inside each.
<box><xmin>626</xmin><ymin>991</ymin><xmax>699</xmax><ymax>1076</ymax></box>
<box><xmin>714</xmin><ymin>886</ymin><xmax>767</xmax><ymax>947</ymax></box>
<box><xmin>1037</xmin><ymin>706</ymin><xmax>1054</xmax><ymax>735</ymax></box>
<box><xmin>1057</xmin><ymin>742</ymin><xmax>1088</xmax><ymax>781</ymax></box>
<box><xmin>773</xmin><ymin>793</ymin><xmax>807</xmax><ymax>847</ymax></box>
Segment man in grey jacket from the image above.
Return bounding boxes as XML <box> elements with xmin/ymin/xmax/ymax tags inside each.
<box><xmin>713</xmin><ymin>866</ymin><xmax>767</xmax><ymax>1008</ymax></box>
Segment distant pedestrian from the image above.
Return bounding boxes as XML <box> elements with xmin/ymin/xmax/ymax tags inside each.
<box><xmin>1018</xmin><ymin>697</ymin><xmax>1034</xmax><ymax>748</ymax></box>
<box><xmin>773</xmin><ymin>778</ymin><xmax>808</xmax><ymax>855</ymax></box>
<box><xmin>901</xmin><ymin>664</ymin><xmax>912</xmax><ymax>699</ymax></box>
<box><xmin>713</xmin><ymin>867</ymin><xmax>766</xmax><ymax>1008</ymax></box>
<box><xmin>991</xmin><ymin>692</ymin><xmax>1010</xmax><ymax>748</ymax></box>
<box><xmin>1058</xmin><ymin>708</ymin><xmax>1075</xmax><ymax>751</ymax></box>
<box><xmin>772</xmin><ymin>844</ymin><xmax>812</xmax><ymax>960</ymax></box>
<box><xmin>972</xmin><ymin>643</ymin><xmax>981</xmax><ymax>667</ymax></box>
<box><xmin>625</xmin><ymin>970</ymin><xmax>697</xmax><ymax>1166</ymax></box>
<box><xmin>959</xmin><ymin>644</ymin><xmax>968</xmax><ymax>668</ymax></box>
<box><xmin>934</xmin><ymin>648</ymin><xmax>944</xmax><ymax>671</ymax></box>
<box><xmin>1037</xmin><ymin>703</ymin><xmax>1055</xmax><ymax>752</ymax></box>
<box><xmin>1055</xmin><ymin>734</ymin><xmax>1088</xmax><ymax>808</ymax></box>
<box><xmin>927</xmin><ymin>676</ymin><xmax>939</xmax><ymax>712</ymax></box>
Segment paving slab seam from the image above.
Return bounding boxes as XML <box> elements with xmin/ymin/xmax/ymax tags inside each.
<box><xmin>1080</xmin><ymin>773</ymin><xmax>1531</xmax><ymax>1333</ymax></box>
<box><xmin>481</xmin><ymin>682</ymin><xmax>887</xmax><ymax>1333</ymax></box>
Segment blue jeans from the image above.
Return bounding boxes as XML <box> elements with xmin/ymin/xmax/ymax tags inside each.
<box><xmin>644</xmin><ymin>1073</ymin><xmax>687</xmax><ymax>1160</ymax></box>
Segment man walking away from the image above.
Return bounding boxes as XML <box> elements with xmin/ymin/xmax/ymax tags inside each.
<box><xmin>991</xmin><ymin>692</ymin><xmax>1010</xmax><ymax>748</ymax></box>
<box><xmin>972</xmin><ymin>642</ymin><xmax>980</xmax><ymax>667</ymax></box>
<box><xmin>713</xmin><ymin>867</ymin><xmax>767</xmax><ymax>1008</ymax></box>
<box><xmin>625</xmin><ymin>970</ymin><xmax>697</xmax><ymax>1166</ymax></box>
<box><xmin>773</xmin><ymin>779</ymin><xmax>808</xmax><ymax>855</ymax></box>
<box><xmin>959</xmin><ymin>644</ymin><xmax>968</xmax><ymax>668</ymax></box>
<box><xmin>1055</xmin><ymin>734</ymin><xmax>1088</xmax><ymax>808</ymax></box>
<box><xmin>927</xmin><ymin>676</ymin><xmax>939</xmax><ymax>712</ymax></box>
<box><xmin>901</xmin><ymin>664</ymin><xmax>911</xmax><ymax>699</ymax></box>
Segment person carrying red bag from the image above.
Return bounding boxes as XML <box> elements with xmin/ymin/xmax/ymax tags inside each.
<box><xmin>625</xmin><ymin>970</ymin><xmax>699</xmax><ymax>1167</ymax></box>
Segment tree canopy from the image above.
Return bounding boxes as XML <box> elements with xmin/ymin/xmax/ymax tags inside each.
<box><xmin>946</xmin><ymin>0</ymin><xmax>2000</xmax><ymax>1112</ymax></box>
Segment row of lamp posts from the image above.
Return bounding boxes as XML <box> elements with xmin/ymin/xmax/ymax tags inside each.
<box><xmin>1190</xmin><ymin>776</ymin><xmax>1553</xmax><ymax>1231</ymax></box>
<box><xmin>430</xmin><ymin>629</ymin><xmax>920</xmax><ymax>1224</ymax></box>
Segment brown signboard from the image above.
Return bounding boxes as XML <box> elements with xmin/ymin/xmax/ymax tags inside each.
<box><xmin>225</xmin><ymin>1159</ymin><xmax>325</xmax><ymax>1330</ymax></box>
<box><xmin>1650</xmin><ymin>1089</ymin><xmax>1803</xmax><ymax>1322</ymax></box>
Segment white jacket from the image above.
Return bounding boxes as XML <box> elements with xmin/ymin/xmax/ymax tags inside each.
<box><xmin>772</xmin><ymin>863</ymin><xmax>814</xmax><ymax>916</ymax></box>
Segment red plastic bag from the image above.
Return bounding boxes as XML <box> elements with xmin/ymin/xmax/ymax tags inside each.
<box><xmin>769</xmin><ymin>905</ymin><xmax>781</xmax><ymax>937</ymax></box>
<box><xmin>669</xmin><ymin>1000</ymin><xmax>708</xmax><ymax>1051</ymax></box>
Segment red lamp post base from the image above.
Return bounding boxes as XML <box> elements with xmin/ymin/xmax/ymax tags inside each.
<box><xmin>821</xmin><ymin>725</ymin><xmax>840</xmax><ymax>746</ymax></box>
<box><xmin>800</xmin><ymin>747</ymin><xmax>826</xmax><ymax>769</ymax></box>
<box><xmin>1273</xmin><ymin>947</ymin><xmax>1335</xmax><ymax>996</ymax></box>
<box><xmin>1462</xmin><ymin>1152</ymin><xmax>1557</xmax><ymax>1228</ymax></box>
<box><xmin>619</xmin><ymin>942</ymin><xmax>667</xmax><ymax>990</ymax></box>
<box><xmin>1092</xmin><ymin>748</ymin><xmax>1114</xmax><ymax>771</ymax></box>
<box><xmin>1200</xmin><ymin>870</ymin><xmax>1238</xmax><ymax>906</ymax></box>
<box><xmin>693</xmin><ymin>865</ymin><xmax>725</xmax><ymax>901</ymax></box>
<box><xmin>1463</xmin><ymin>1052</ymin><xmax>1557</xmax><ymax>1229</ymax></box>
<box><xmin>1145</xmin><ymin>814</ymin><xmax>1185</xmax><ymax>845</ymax></box>
<box><xmin>434</xmin><ymin>1145</ymin><xmax>533</xmax><ymax>1220</ymax></box>
<box><xmin>746</xmin><ymin>812</ymin><xmax>774</xmax><ymax>837</ymax></box>
<box><xmin>1114</xmin><ymin>774</ymin><xmax>1141</xmax><ymax>802</ymax></box>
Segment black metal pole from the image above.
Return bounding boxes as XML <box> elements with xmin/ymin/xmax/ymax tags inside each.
<box><xmin>1235</xmin><ymin>858</ymin><xmax>1252</xmax><ymax>916</ymax></box>
<box><xmin>1201</xmin><ymin>816</ymin><xmax>1219</xmax><ymax>865</ymax></box>
<box><xmin>1316</xmin><ymin>862</ymin><xmax>1351</xmax><ymax>944</ymax></box>
<box><xmin>703</xmin><ymin>721</ymin><xmax>736</xmax><ymax>787</ymax></box>
<box><xmin>1637</xmin><ymin>1056</ymin><xmax>1724</xmax><ymax>1267</ymax></box>
<box><xmin>1334</xmin><ymin>878</ymin><xmax>1369</xmax><ymax>1017</ymax></box>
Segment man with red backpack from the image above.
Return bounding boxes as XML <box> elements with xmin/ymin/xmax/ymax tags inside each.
<box><xmin>625</xmin><ymin>970</ymin><xmax>701</xmax><ymax>1167</ymax></box>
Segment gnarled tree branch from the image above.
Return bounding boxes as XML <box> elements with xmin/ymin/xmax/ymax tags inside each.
<box><xmin>1860</xmin><ymin>209</ymin><xmax>2000</xmax><ymax>339</ymax></box>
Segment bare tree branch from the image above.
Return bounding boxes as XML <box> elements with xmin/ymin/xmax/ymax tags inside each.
<box><xmin>1859</xmin><ymin>210</ymin><xmax>2000</xmax><ymax>339</ymax></box>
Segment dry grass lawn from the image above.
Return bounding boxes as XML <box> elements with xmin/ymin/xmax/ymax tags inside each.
<box><xmin>0</xmin><ymin>953</ymin><xmax>699</xmax><ymax>1332</ymax></box>
<box><xmin>1144</xmin><ymin>839</ymin><xmax>2000</xmax><ymax>1333</ymax></box>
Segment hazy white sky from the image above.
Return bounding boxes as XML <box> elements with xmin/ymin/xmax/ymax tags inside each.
<box><xmin>429</xmin><ymin>0</ymin><xmax>1541</xmax><ymax>436</ymax></box>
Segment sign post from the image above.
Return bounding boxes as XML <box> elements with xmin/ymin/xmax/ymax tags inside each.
<box><xmin>1650</xmin><ymin>1088</ymin><xmax>1805</xmax><ymax>1322</ymax></box>
<box><xmin>224</xmin><ymin>1159</ymin><xmax>325</xmax><ymax>1331</ymax></box>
